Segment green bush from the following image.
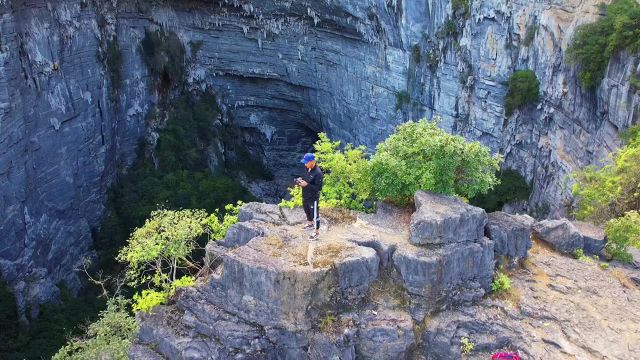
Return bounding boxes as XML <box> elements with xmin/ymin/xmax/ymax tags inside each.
<box><xmin>567</xmin><ymin>0</ymin><xmax>640</xmax><ymax>89</ymax></box>
<box><xmin>523</xmin><ymin>24</ymin><xmax>537</xmax><ymax>47</ymax></box>
<box><xmin>460</xmin><ymin>336</ymin><xmax>474</xmax><ymax>355</ymax></box>
<box><xmin>53</xmin><ymin>297</ymin><xmax>137</xmax><ymax>360</ymax></box>
<box><xmin>370</xmin><ymin>119</ymin><xmax>502</xmax><ymax>204</ymax></box>
<box><xmin>504</xmin><ymin>70</ymin><xmax>540</xmax><ymax>116</ymax></box>
<box><xmin>470</xmin><ymin>169</ymin><xmax>531</xmax><ymax>212</ymax></box>
<box><xmin>395</xmin><ymin>91</ymin><xmax>410</xmax><ymax>110</ymax></box>
<box><xmin>0</xmin><ymin>285</ymin><xmax>105</xmax><ymax>360</ymax></box>
<box><xmin>572</xmin><ymin>125</ymin><xmax>640</xmax><ymax>223</ymax></box>
<box><xmin>452</xmin><ymin>0</ymin><xmax>470</xmax><ymax>20</ymax></box>
<box><xmin>105</xmin><ymin>38</ymin><xmax>122</xmax><ymax>89</ymax></box>
<box><xmin>140</xmin><ymin>29</ymin><xmax>186</xmax><ymax>88</ymax></box>
<box><xmin>280</xmin><ymin>133</ymin><xmax>372</xmax><ymax>211</ymax></box>
<box><xmin>491</xmin><ymin>272</ymin><xmax>511</xmax><ymax>293</ymax></box>
<box><xmin>631</xmin><ymin>73</ymin><xmax>640</xmax><ymax>91</ymax></box>
<box><xmin>605</xmin><ymin>211</ymin><xmax>640</xmax><ymax>263</ymax></box>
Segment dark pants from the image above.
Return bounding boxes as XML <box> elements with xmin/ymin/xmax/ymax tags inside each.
<box><xmin>302</xmin><ymin>198</ymin><xmax>320</xmax><ymax>230</ymax></box>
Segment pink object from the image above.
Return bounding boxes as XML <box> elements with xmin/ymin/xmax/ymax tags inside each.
<box><xmin>491</xmin><ymin>352</ymin><xmax>521</xmax><ymax>360</ymax></box>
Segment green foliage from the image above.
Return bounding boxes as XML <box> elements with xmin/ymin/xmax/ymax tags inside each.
<box><xmin>573</xmin><ymin>248</ymin><xmax>596</xmax><ymax>263</ymax></box>
<box><xmin>53</xmin><ymin>297</ymin><xmax>137</xmax><ymax>360</ymax></box>
<box><xmin>630</xmin><ymin>73</ymin><xmax>640</xmax><ymax>91</ymax></box>
<box><xmin>140</xmin><ymin>29</ymin><xmax>186</xmax><ymax>88</ymax></box>
<box><xmin>491</xmin><ymin>272</ymin><xmax>512</xmax><ymax>293</ymax></box>
<box><xmin>567</xmin><ymin>0</ymin><xmax>640</xmax><ymax>89</ymax></box>
<box><xmin>411</xmin><ymin>44</ymin><xmax>421</xmax><ymax>63</ymax></box>
<box><xmin>573</xmin><ymin>248</ymin><xmax>585</xmax><ymax>259</ymax></box>
<box><xmin>504</xmin><ymin>70</ymin><xmax>540</xmax><ymax>116</ymax></box>
<box><xmin>370</xmin><ymin>119</ymin><xmax>502</xmax><ymax>204</ymax></box>
<box><xmin>572</xmin><ymin>125</ymin><xmax>640</xmax><ymax>223</ymax></box>
<box><xmin>105</xmin><ymin>38</ymin><xmax>122</xmax><ymax>89</ymax></box>
<box><xmin>439</xmin><ymin>19</ymin><xmax>459</xmax><ymax>38</ymax></box>
<box><xmin>0</xmin><ymin>285</ymin><xmax>105</xmax><ymax>360</ymax></box>
<box><xmin>452</xmin><ymin>0</ymin><xmax>470</xmax><ymax>20</ymax></box>
<box><xmin>605</xmin><ymin>211</ymin><xmax>640</xmax><ymax>263</ymax></box>
<box><xmin>117</xmin><ymin>209</ymin><xmax>208</xmax><ymax>289</ymax></box>
<box><xmin>395</xmin><ymin>90</ymin><xmax>411</xmax><ymax>110</ymax></box>
<box><xmin>460</xmin><ymin>336</ymin><xmax>474</xmax><ymax>356</ymax></box>
<box><xmin>280</xmin><ymin>134</ymin><xmax>372</xmax><ymax>211</ymax></box>
<box><xmin>600</xmin><ymin>262</ymin><xmax>610</xmax><ymax>270</ymax></box>
<box><xmin>319</xmin><ymin>314</ymin><xmax>337</xmax><ymax>333</ymax></box>
<box><xmin>132</xmin><ymin>290</ymin><xmax>167</xmax><ymax>314</ymax></box>
<box><xmin>470</xmin><ymin>169</ymin><xmax>531</xmax><ymax>212</ymax></box>
<box><xmin>205</xmin><ymin>202</ymin><xmax>243</xmax><ymax>241</ymax></box>
<box><xmin>155</xmin><ymin>91</ymin><xmax>219</xmax><ymax>172</ymax></box>
<box><xmin>523</xmin><ymin>24</ymin><xmax>538</xmax><ymax>47</ymax></box>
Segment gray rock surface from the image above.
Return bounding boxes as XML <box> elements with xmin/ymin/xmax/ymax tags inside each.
<box><xmin>572</xmin><ymin>221</ymin><xmax>607</xmax><ymax>255</ymax></box>
<box><xmin>420</xmin><ymin>241</ymin><xmax>640</xmax><ymax>359</ymax></box>
<box><xmin>355</xmin><ymin>310</ymin><xmax>416</xmax><ymax>359</ymax></box>
<box><xmin>393</xmin><ymin>238</ymin><xmax>494</xmax><ymax>319</ymax></box>
<box><xmin>486</xmin><ymin>212</ymin><xmax>534</xmax><ymax>260</ymax></box>
<box><xmin>410</xmin><ymin>191</ymin><xmax>487</xmax><ymax>245</ymax></box>
<box><xmin>237</xmin><ymin>202</ymin><xmax>284</xmax><ymax>224</ymax></box>
<box><xmin>533</xmin><ymin>219</ymin><xmax>584</xmax><ymax>254</ymax></box>
<box><xmin>280</xmin><ymin>206</ymin><xmax>308</xmax><ymax>226</ymax></box>
<box><xmin>1</xmin><ymin>0</ymin><xmax>638</xmax><ymax>309</ymax></box>
<box><xmin>218</xmin><ymin>220</ymin><xmax>264</xmax><ymax>248</ymax></box>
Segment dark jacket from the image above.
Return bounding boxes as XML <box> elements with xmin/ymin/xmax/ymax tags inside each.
<box><xmin>302</xmin><ymin>165</ymin><xmax>323</xmax><ymax>201</ymax></box>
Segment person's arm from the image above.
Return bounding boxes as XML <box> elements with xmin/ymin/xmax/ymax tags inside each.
<box><xmin>305</xmin><ymin>171</ymin><xmax>323</xmax><ymax>193</ymax></box>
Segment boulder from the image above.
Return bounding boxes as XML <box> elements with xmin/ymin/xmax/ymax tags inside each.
<box><xmin>532</xmin><ymin>219</ymin><xmax>584</xmax><ymax>254</ymax></box>
<box><xmin>237</xmin><ymin>202</ymin><xmax>283</xmax><ymax>224</ymax></box>
<box><xmin>218</xmin><ymin>220</ymin><xmax>264</xmax><ymax>248</ymax></box>
<box><xmin>486</xmin><ymin>212</ymin><xmax>534</xmax><ymax>259</ymax></box>
<box><xmin>393</xmin><ymin>238</ymin><xmax>494</xmax><ymax>318</ymax></box>
<box><xmin>409</xmin><ymin>191</ymin><xmax>487</xmax><ymax>245</ymax></box>
<box><xmin>572</xmin><ymin>221</ymin><xmax>606</xmax><ymax>255</ymax></box>
<box><xmin>348</xmin><ymin>237</ymin><xmax>395</xmax><ymax>268</ymax></box>
<box><xmin>280</xmin><ymin>206</ymin><xmax>308</xmax><ymax>225</ymax></box>
<box><xmin>335</xmin><ymin>246</ymin><xmax>379</xmax><ymax>301</ymax></box>
<box><xmin>355</xmin><ymin>310</ymin><xmax>416</xmax><ymax>359</ymax></box>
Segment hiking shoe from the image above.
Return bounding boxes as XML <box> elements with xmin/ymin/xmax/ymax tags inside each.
<box><xmin>301</xmin><ymin>223</ymin><xmax>314</xmax><ymax>230</ymax></box>
<box><xmin>308</xmin><ymin>232</ymin><xmax>320</xmax><ymax>240</ymax></box>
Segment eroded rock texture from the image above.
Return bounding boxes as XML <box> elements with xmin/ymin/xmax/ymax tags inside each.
<box><xmin>1</xmin><ymin>0</ymin><xmax>638</xmax><ymax>308</ymax></box>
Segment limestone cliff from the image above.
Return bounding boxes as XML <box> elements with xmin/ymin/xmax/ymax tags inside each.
<box><xmin>0</xmin><ymin>0</ymin><xmax>638</xmax><ymax>309</ymax></box>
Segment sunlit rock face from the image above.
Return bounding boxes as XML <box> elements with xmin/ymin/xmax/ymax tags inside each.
<box><xmin>0</xmin><ymin>0</ymin><xmax>638</xmax><ymax>307</ymax></box>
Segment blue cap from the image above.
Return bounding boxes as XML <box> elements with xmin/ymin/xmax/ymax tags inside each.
<box><xmin>300</xmin><ymin>153</ymin><xmax>315</xmax><ymax>164</ymax></box>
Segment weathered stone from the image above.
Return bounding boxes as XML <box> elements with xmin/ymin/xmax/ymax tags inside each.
<box><xmin>572</xmin><ymin>221</ymin><xmax>607</xmax><ymax>255</ymax></box>
<box><xmin>393</xmin><ymin>238</ymin><xmax>494</xmax><ymax>317</ymax></box>
<box><xmin>280</xmin><ymin>206</ymin><xmax>308</xmax><ymax>225</ymax></box>
<box><xmin>348</xmin><ymin>237</ymin><xmax>396</xmax><ymax>268</ymax></box>
<box><xmin>218</xmin><ymin>220</ymin><xmax>264</xmax><ymax>248</ymax></box>
<box><xmin>533</xmin><ymin>219</ymin><xmax>584</xmax><ymax>254</ymax></box>
<box><xmin>307</xmin><ymin>333</ymin><xmax>356</xmax><ymax>360</ymax></box>
<box><xmin>486</xmin><ymin>212</ymin><xmax>534</xmax><ymax>259</ymax></box>
<box><xmin>355</xmin><ymin>310</ymin><xmax>416</xmax><ymax>359</ymax></box>
<box><xmin>335</xmin><ymin>246</ymin><xmax>379</xmax><ymax>301</ymax></box>
<box><xmin>409</xmin><ymin>191</ymin><xmax>487</xmax><ymax>245</ymax></box>
<box><xmin>237</xmin><ymin>202</ymin><xmax>283</xmax><ymax>224</ymax></box>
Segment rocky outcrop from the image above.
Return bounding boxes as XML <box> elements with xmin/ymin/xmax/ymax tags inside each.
<box><xmin>134</xmin><ymin>194</ymin><xmax>502</xmax><ymax>359</ymax></box>
<box><xmin>1</xmin><ymin>0</ymin><xmax>638</xmax><ymax>309</ymax></box>
<box><xmin>486</xmin><ymin>212</ymin><xmax>534</xmax><ymax>261</ymax></box>
<box><xmin>533</xmin><ymin>218</ymin><xmax>608</xmax><ymax>255</ymax></box>
<box><xmin>533</xmin><ymin>219</ymin><xmax>584</xmax><ymax>254</ymax></box>
<box><xmin>410</xmin><ymin>191</ymin><xmax>487</xmax><ymax>245</ymax></box>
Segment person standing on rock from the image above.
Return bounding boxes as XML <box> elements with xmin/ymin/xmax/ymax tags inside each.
<box><xmin>296</xmin><ymin>153</ymin><xmax>323</xmax><ymax>240</ymax></box>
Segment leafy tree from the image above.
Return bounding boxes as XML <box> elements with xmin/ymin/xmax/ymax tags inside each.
<box><xmin>53</xmin><ymin>297</ymin><xmax>138</xmax><ymax>360</ymax></box>
<box><xmin>370</xmin><ymin>119</ymin><xmax>502</xmax><ymax>204</ymax></box>
<box><xmin>572</xmin><ymin>125</ymin><xmax>640</xmax><ymax>223</ymax></box>
<box><xmin>605</xmin><ymin>211</ymin><xmax>640</xmax><ymax>263</ymax></box>
<box><xmin>567</xmin><ymin>0</ymin><xmax>640</xmax><ymax>89</ymax></box>
<box><xmin>280</xmin><ymin>134</ymin><xmax>373</xmax><ymax>211</ymax></box>
<box><xmin>117</xmin><ymin>209</ymin><xmax>208</xmax><ymax>289</ymax></box>
<box><xmin>504</xmin><ymin>70</ymin><xmax>540</xmax><ymax>116</ymax></box>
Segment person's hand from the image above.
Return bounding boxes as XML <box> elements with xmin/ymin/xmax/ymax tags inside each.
<box><xmin>299</xmin><ymin>180</ymin><xmax>308</xmax><ymax>187</ymax></box>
